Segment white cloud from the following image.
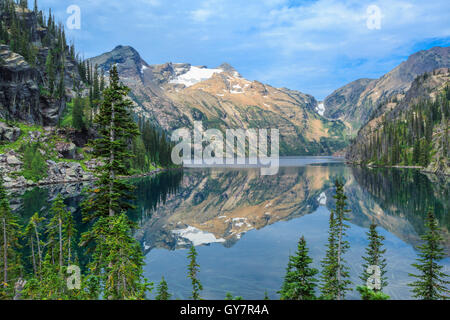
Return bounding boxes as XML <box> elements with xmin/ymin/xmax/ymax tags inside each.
<box><xmin>191</xmin><ymin>8</ymin><xmax>214</xmax><ymax>22</ymax></box>
<box><xmin>140</xmin><ymin>0</ymin><xmax>161</xmax><ymax>6</ymax></box>
<box><xmin>40</xmin><ymin>0</ymin><xmax>450</xmax><ymax>99</ymax></box>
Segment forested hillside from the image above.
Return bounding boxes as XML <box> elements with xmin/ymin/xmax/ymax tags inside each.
<box><xmin>0</xmin><ymin>0</ymin><xmax>175</xmax><ymax>188</ymax></box>
<box><xmin>347</xmin><ymin>68</ymin><xmax>449</xmax><ymax>175</ymax></box>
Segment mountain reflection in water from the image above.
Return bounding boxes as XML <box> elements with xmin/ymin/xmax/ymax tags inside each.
<box><xmin>14</xmin><ymin>158</ymin><xmax>449</xmax><ymax>300</ymax></box>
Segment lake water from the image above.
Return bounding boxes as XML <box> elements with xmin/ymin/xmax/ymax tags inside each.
<box><xmin>14</xmin><ymin>157</ymin><xmax>450</xmax><ymax>300</ymax></box>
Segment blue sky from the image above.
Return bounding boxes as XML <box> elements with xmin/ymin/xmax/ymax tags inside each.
<box><xmin>38</xmin><ymin>0</ymin><xmax>450</xmax><ymax>100</ymax></box>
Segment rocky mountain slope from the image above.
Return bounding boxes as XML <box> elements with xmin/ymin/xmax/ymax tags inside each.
<box><xmin>89</xmin><ymin>46</ymin><xmax>347</xmax><ymax>155</ymax></box>
<box><xmin>324</xmin><ymin>47</ymin><xmax>450</xmax><ymax>133</ymax></box>
<box><xmin>347</xmin><ymin>68</ymin><xmax>450</xmax><ymax>175</ymax></box>
<box><xmin>0</xmin><ymin>2</ymin><xmax>81</xmax><ymax>126</ymax></box>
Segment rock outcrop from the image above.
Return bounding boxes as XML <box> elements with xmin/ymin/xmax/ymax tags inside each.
<box><xmin>0</xmin><ymin>3</ymin><xmax>82</xmax><ymax>126</ymax></box>
<box><xmin>0</xmin><ymin>121</ymin><xmax>21</xmax><ymax>142</ymax></box>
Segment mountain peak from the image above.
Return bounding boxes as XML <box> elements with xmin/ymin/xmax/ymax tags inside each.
<box><xmin>111</xmin><ymin>45</ymin><xmax>139</xmax><ymax>55</ymax></box>
<box><xmin>218</xmin><ymin>63</ymin><xmax>241</xmax><ymax>77</ymax></box>
<box><xmin>89</xmin><ymin>45</ymin><xmax>148</xmax><ymax>78</ymax></box>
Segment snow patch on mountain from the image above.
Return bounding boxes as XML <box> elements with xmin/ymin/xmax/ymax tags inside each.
<box><xmin>317</xmin><ymin>192</ymin><xmax>327</xmax><ymax>205</ymax></box>
<box><xmin>316</xmin><ymin>102</ymin><xmax>326</xmax><ymax>116</ymax></box>
<box><xmin>141</xmin><ymin>65</ymin><xmax>148</xmax><ymax>74</ymax></box>
<box><xmin>172</xmin><ymin>226</ymin><xmax>225</xmax><ymax>246</ymax></box>
<box><xmin>170</xmin><ymin>66</ymin><xmax>223</xmax><ymax>87</ymax></box>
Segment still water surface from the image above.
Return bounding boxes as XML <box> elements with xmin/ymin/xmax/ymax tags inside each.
<box><xmin>15</xmin><ymin>157</ymin><xmax>449</xmax><ymax>300</ymax></box>
<box><xmin>137</xmin><ymin>158</ymin><xmax>449</xmax><ymax>300</ymax></box>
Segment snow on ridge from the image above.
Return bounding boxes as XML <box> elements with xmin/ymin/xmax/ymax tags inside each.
<box><xmin>170</xmin><ymin>66</ymin><xmax>223</xmax><ymax>87</ymax></box>
<box><xmin>316</xmin><ymin>102</ymin><xmax>326</xmax><ymax>116</ymax></box>
<box><xmin>317</xmin><ymin>192</ymin><xmax>327</xmax><ymax>205</ymax></box>
<box><xmin>141</xmin><ymin>65</ymin><xmax>148</xmax><ymax>74</ymax></box>
<box><xmin>172</xmin><ymin>226</ymin><xmax>225</xmax><ymax>246</ymax></box>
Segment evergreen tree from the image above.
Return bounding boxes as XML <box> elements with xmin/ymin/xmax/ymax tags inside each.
<box><xmin>19</xmin><ymin>0</ymin><xmax>27</xmax><ymax>9</ymax></box>
<box><xmin>45</xmin><ymin>51</ymin><xmax>55</xmax><ymax>95</ymax></box>
<box><xmin>101</xmin><ymin>214</ymin><xmax>150</xmax><ymax>300</ymax></box>
<box><xmin>356</xmin><ymin>286</ymin><xmax>390</xmax><ymax>300</ymax></box>
<box><xmin>0</xmin><ymin>175</ymin><xmax>22</xmax><ymax>299</ymax></box>
<box><xmin>225</xmin><ymin>292</ymin><xmax>243</xmax><ymax>300</ymax></box>
<box><xmin>333</xmin><ymin>180</ymin><xmax>352</xmax><ymax>300</ymax></box>
<box><xmin>408</xmin><ymin>210</ymin><xmax>449</xmax><ymax>300</ymax></box>
<box><xmin>278</xmin><ymin>236</ymin><xmax>318</xmax><ymax>300</ymax></box>
<box><xmin>360</xmin><ymin>222</ymin><xmax>388</xmax><ymax>292</ymax></box>
<box><xmin>320</xmin><ymin>210</ymin><xmax>338</xmax><ymax>299</ymax></box>
<box><xmin>320</xmin><ymin>180</ymin><xmax>352</xmax><ymax>300</ymax></box>
<box><xmin>24</xmin><ymin>212</ymin><xmax>44</xmax><ymax>278</ymax></box>
<box><xmin>187</xmin><ymin>246</ymin><xmax>202</xmax><ymax>300</ymax></box>
<box><xmin>155</xmin><ymin>276</ymin><xmax>171</xmax><ymax>300</ymax></box>
<box><xmin>72</xmin><ymin>95</ymin><xmax>85</xmax><ymax>131</ymax></box>
<box><xmin>46</xmin><ymin>195</ymin><xmax>70</xmax><ymax>268</ymax></box>
<box><xmin>82</xmin><ymin>65</ymin><xmax>139</xmax><ymax>221</ymax></box>
<box><xmin>80</xmin><ymin>65</ymin><xmax>149</xmax><ymax>300</ymax></box>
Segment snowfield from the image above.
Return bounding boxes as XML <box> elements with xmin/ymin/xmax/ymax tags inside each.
<box><xmin>170</xmin><ymin>66</ymin><xmax>223</xmax><ymax>87</ymax></box>
<box><xmin>172</xmin><ymin>226</ymin><xmax>226</xmax><ymax>246</ymax></box>
<box><xmin>316</xmin><ymin>102</ymin><xmax>326</xmax><ymax>116</ymax></box>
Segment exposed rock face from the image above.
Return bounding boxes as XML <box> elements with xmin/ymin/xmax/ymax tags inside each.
<box><xmin>0</xmin><ymin>121</ymin><xmax>21</xmax><ymax>142</ymax></box>
<box><xmin>324</xmin><ymin>78</ymin><xmax>377</xmax><ymax>121</ymax></box>
<box><xmin>325</xmin><ymin>46</ymin><xmax>450</xmax><ymax>133</ymax></box>
<box><xmin>0</xmin><ymin>45</ymin><xmax>42</xmax><ymax>123</ymax></box>
<box><xmin>42</xmin><ymin>160</ymin><xmax>93</xmax><ymax>185</ymax></box>
<box><xmin>54</xmin><ymin>141</ymin><xmax>77</xmax><ymax>159</ymax></box>
<box><xmin>89</xmin><ymin>46</ymin><xmax>347</xmax><ymax>155</ymax></box>
<box><xmin>0</xmin><ymin>155</ymin><xmax>94</xmax><ymax>189</ymax></box>
<box><xmin>0</xmin><ymin>3</ymin><xmax>82</xmax><ymax>126</ymax></box>
<box><xmin>93</xmin><ymin>45</ymin><xmax>150</xmax><ymax>81</ymax></box>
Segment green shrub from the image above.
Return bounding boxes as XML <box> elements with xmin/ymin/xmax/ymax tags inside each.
<box><xmin>20</xmin><ymin>142</ymin><xmax>48</xmax><ymax>182</ymax></box>
<box><xmin>356</xmin><ymin>286</ymin><xmax>390</xmax><ymax>300</ymax></box>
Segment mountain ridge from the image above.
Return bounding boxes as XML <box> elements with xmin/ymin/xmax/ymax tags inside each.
<box><xmin>324</xmin><ymin>46</ymin><xmax>450</xmax><ymax>133</ymax></box>
<box><xmin>89</xmin><ymin>45</ymin><xmax>348</xmax><ymax>155</ymax></box>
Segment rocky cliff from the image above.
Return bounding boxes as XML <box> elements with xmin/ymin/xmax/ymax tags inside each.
<box><xmin>0</xmin><ymin>2</ymin><xmax>81</xmax><ymax>126</ymax></box>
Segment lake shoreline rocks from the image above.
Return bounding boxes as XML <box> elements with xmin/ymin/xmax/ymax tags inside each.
<box><xmin>1</xmin><ymin>154</ymin><xmax>166</xmax><ymax>190</ymax></box>
<box><xmin>346</xmin><ymin>161</ymin><xmax>450</xmax><ymax>177</ymax></box>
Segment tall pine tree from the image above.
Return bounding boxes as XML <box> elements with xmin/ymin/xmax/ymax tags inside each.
<box><xmin>408</xmin><ymin>210</ymin><xmax>449</xmax><ymax>300</ymax></box>
<box><xmin>320</xmin><ymin>180</ymin><xmax>352</xmax><ymax>300</ymax></box>
<box><xmin>360</xmin><ymin>222</ymin><xmax>388</xmax><ymax>291</ymax></box>
<box><xmin>81</xmin><ymin>65</ymin><xmax>149</xmax><ymax>300</ymax></box>
<box><xmin>187</xmin><ymin>246</ymin><xmax>202</xmax><ymax>300</ymax></box>
<box><xmin>0</xmin><ymin>175</ymin><xmax>22</xmax><ymax>299</ymax></box>
<box><xmin>278</xmin><ymin>236</ymin><xmax>318</xmax><ymax>300</ymax></box>
<box><xmin>155</xmin><ymin>276</ymin><xmax>171</xmax><ymax>300</ymax></box>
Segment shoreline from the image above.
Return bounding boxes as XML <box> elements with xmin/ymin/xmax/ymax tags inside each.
<box><xmin>346</xmin><ymin>161</ymin><xmax>450</xmax><ymax>177</ymax></box>
<box><xmin>4</xmin><ymin>167</ymin><xmax>177</xmax><ymax>190</ymax></box>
